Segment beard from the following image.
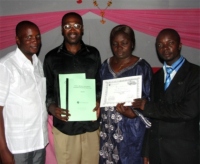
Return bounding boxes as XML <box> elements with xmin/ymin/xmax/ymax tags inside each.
<box><xmin>64</xmin><ymin>33</ymin><xmax>82</xmax><ymax>45</ymax></box>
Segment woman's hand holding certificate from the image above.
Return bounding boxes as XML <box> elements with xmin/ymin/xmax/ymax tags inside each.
<box><xmin>100</xmin><ymin>75</ymin><xmax>142</xmax><ymax>107</ymax></box>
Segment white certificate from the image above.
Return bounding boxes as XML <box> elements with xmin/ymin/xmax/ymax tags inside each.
<box><xmin>100</xmin><ymin>75</ymin><xmax>142</xmax><ymax>107</ymax></box>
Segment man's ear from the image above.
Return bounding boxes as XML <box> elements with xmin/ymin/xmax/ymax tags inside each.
<box><xmin>81</xmin><ymin>26</ymin><xmax>84</xmax><ymax>36</ymax></box>
<box><xmin>179</xmin><ymin>43</ymin><xmax>182</xmax><ymax>50</ymax></box>
<box><xmin>61</xmin><ymin>27</ymin><xmax>64</xmax><ymax>36</ymax></box>
<box><xmin>16</xmin><ymin>36</ymin><xmax>20</xmax><ymax>45</ymax></box>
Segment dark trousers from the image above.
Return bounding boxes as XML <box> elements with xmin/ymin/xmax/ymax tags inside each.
<box><xmin>14</xmin><ymin>148</ymin><xmax>46</xmax><ymax>164</ymax></box>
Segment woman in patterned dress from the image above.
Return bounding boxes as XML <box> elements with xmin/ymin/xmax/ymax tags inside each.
<box><xmin>99</xmin><ymin>25</ymin><xmax>152</xmax><ymax>164</ymax></box>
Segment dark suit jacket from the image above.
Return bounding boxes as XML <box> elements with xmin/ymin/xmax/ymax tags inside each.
<box><xmin>143</xmin><ymin>60</ymin><xmax>200</xmax><ymax>164</ymax></box>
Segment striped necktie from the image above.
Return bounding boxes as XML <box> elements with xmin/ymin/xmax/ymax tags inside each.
<box><xmin>164</xmin><ymin>67</ymin><xmax>173</xmax><ymax>90</ymax></box>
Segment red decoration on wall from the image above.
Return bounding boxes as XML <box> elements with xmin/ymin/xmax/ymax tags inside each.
<box><xmin>77</xmin><ymin>0</ymin><xmax>82</xmax><ymax>4</ymax></box>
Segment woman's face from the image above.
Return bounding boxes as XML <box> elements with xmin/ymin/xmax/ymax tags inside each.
<box><xmin>111</xmin><ymin>32</ymin><xmax>133</xmax><ymax>59</ymax></box>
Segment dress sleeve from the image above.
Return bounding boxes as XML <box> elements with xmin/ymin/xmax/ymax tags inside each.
<box><xmin>141</xmin><ymin>60</ymin><xmax>153</xmax><ymax>100</ymax></box>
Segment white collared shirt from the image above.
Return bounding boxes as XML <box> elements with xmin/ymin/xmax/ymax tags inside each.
<box><xmin>0</xmin><ymin>48</ymin><xmax>48</xmax><ymax>153</ymax></box>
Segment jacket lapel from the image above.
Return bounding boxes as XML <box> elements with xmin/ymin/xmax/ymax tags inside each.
<box><xmin>166</xmin><ymin>60</ymin><xmax>189</xmax><ymax>92</ymax></box>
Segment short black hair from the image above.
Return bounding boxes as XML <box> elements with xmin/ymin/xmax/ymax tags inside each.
<box><xmin>16</xmin><ymin>21</ymin><xmax>39</xmax><ymax>36</ymax></box>
<box><xmin>110</xmin><ymin>25</ymin><xmax>135</xmax><ymax>50</ymax></box>
<box><xmin>61</xmin><ymin>12</ymin><xmax>83</xmax><ymax>25</ymax></box>
<box><xmin>156</xmin><ymin>28</ymin><xmax>181</xmax><ymax>43</ymax></box>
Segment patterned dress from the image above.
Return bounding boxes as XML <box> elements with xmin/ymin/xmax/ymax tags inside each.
<box><xmin>99</xmin><ymin>58</ymin><xmax>152</xmax><ymax>164</ymax></box>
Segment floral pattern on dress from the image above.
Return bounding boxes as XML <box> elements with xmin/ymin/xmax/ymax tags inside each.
<box><xmin>99</xmin><ymin>58</ymin><xmax>152</xmax><ymax>164</ymax></box>
<box><xmin>100</xmin><ymin>107</ymin><xmax>122</xmax><ymax>163</ymax></box>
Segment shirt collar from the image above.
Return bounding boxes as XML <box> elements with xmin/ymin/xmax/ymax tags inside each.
<box><xmin>164</xmin><ymin>56</ymin><xmax>185</xmax><ymax>70</ymax></box>
<box><xmin>163</xmin><ymin>55</ymin><xmax>185</xmax><ymax>74</ymax></box>
<box><xmin>16</xmin><ymin>47</ymin><xmax>38</xmax><ymax>67</ymax></box>
<box><xmin>57</xmin><ymin>40</ymin><xmax>90</xmax><ymax>54</ymax></box>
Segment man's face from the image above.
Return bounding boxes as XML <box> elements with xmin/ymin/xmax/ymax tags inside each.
<box><xmin>111</xmin><ymin>32</ymin><xmax>133</xmax><ymax>59</ymax></box>
<box><xmin>16</xmin><ymin>25</ymin><xmax>41</xmax><ymax>57</ymax></box>
<box><xmin>156</xmin><ymin>31</ymin><xmax>182</xmax><ymax>65</ymax></box>
<box><xmin>62</xmin><ymin>15</ymin><xmax>83</xmax><ymax>45</ymax></box>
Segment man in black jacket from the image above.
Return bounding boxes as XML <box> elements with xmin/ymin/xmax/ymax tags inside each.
<box><xmin>131</xmin><ymin>28</ymin><xmax>199</xmax><ymax>164</ymax></box>
<box><xmin>43</xmin><ymin>12</ymin><xmax>101</xmax><ymax>164</ymax></box>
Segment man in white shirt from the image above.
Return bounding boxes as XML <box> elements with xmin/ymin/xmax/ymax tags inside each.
<box><xmin>0</xmin><ymin>21</ymin><xmax>48</xmax><ymax>164</ymax></box>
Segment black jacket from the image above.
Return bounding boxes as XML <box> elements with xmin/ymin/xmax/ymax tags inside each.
<box><xmin>43</xmin><ymin>41</ymin><xmax>101</xmax><ymax>135</ymax></box>
<box><xmin>143</xmin><ymin>60</ymin><xmax>199</xmax><ymax>164</ymax></box>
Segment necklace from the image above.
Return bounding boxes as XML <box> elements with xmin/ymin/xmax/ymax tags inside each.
<box><xmin>118</xmin><ymin>62</ymin><xmax>130</xmax><ymax>69</ymax></box>
<box><xmin>114</xmin><ymin>59</ymin><xmax>132</xmax><ymax>70</ymax></box>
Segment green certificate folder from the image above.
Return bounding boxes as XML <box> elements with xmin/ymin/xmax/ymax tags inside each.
<box><xmin>68</xmin><ymin>79</ymin><xmax>96</xmax><ymax>121</ymax></box>
<box><xmin>59</xmin><ymin>73</ymin><xmax>85</xmax><ymax>109</ymax></box>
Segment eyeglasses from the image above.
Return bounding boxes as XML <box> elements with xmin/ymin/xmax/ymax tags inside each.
<box><xmin>63</xmin><ymin>23</ymin><xmax>82</xmax><ymax>30</ymax></box>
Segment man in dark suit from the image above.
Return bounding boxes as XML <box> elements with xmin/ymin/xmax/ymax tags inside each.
<box><xmin>132</xmin><ymin>28</ymin><xmax>199</xmax><ymax>164</ymax></box>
